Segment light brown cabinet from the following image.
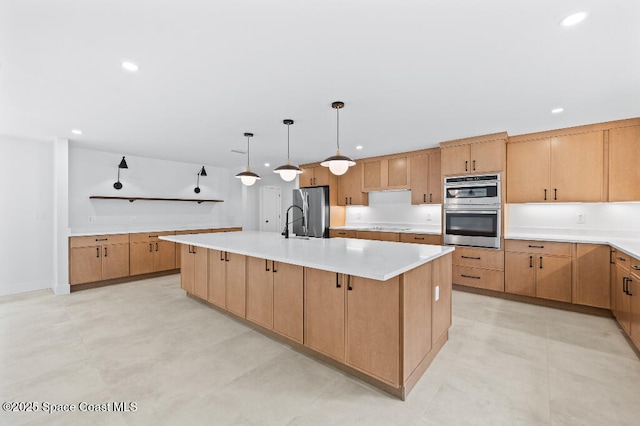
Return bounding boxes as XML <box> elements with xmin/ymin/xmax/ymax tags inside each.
<box><xmin>441</xmin><ymin>138</ymin><xmax>504</xmax><ymax>176</ymax></box>
<box><xmin>299</xmin><ymin>164</ymin><xmax>330</xmax><ymax>187</ymax></box>
<box><xmin>330</xmin><ymin>229</ymin><xmax>356</xmax><ymax>238</ymax></box>
<box><xmin>175</xmin><ymin>229</ymin><xmax>211</xmax><ymax>268</ymax></box>
<box><xmin>452</xmin><ymin>246</ymin><xmax>504</xmax><ymax>292</ymax></box>
<box><xmin>180</xmin><ymin>244</ymin><xmax>208</xmax><ymax>299</ymax></box>
<box><xmin>609</xmin><ymin>125</ymin><xmax>640</xmax><ymax>201</ymax></box>
<box><xmin>245</xmin><ymin>257</ymin><xmax>304</xmax><ymax>342</ymax></box>
<box><xmin>399</xmin><ymin>233</ymin><xmax>441</xmax><ymax>245</ymax></box>
<box><xmin>574</xmin><ymin>244</ymin><xmax>610</xmax><ymax>309</ymax></box>
<box><xmin>630</xmin><ymin>262</ymin><xmax>640</xmax><ymax>348</ymax></box>
<box><xmin>337</xmin><ymin>162</ymin><xmax>368</xmax><ymax>206</ymax></box>
<box><xmin>354</xmin><ymin>230</ymin><xmax>400</xmax><ymax>242</ymax></box>
<box><xmin>129</xmin><ymin>232</ymin><xmax>176</xmax><ymax>275</ymax></box>
<box><xmin>614</xmin><ymin>263</ymin><xmax>631</xmax><ymax>334</ymax></box>
<box><xmin>305</xmin><ymin>268</ymin><xmax>345</xmax><ymax>362</ymax></box>
<box><xmin>69</xmin><ymin>234</ymin><xmax>130</xmax><ymax>284</ymax></box>
<box><xmin>504</xmin><ymin>240</ymin><xmax>572</xmax><ymax>302</ymax></box>
<box><xmin>506</xmin><ymin>131</ymin><xmax>605</xmax><ymax>203</ymax></box>
<box><xmin>346</xmin><ymin>274</ymin><xmax>400</xmax><ymax>386</ymax></box>
<box><xmin>362</xmin><ymin>156</ymin><xmax>409</xmax><ymax>192</ymax></box>
<box><xmin>208</xmin><ymin>250</ymin><xmax>246</xmax><ymax>317</ymax></box>
<box><xmin>410</xmin><ymin>150</ymin><xmax>442</xmax><ymax>205</ymax></box>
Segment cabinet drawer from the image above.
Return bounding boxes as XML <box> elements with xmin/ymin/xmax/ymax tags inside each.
<box><xmin>70</xmin><ymin>234</ymin><xmax>129</xmax><ymax>248</ymax></box>
<box><xmin>354</xmin><ymin>231</ymin><xmax>400</xmax><ymax>242</ymax></box>
<box><xmin>330</xmin><ymin>230</ymin><xmax>356</xmax><ymax>238</ymax></box>
<box><xmin>613</xmin><ymin>250</ymin><xmax>631</xmax><ymax>271</ymax></box>
<box><xmin>453</xmin><ymin>247</ymin><xmax>504</xmax><ymax>271</ymax></box>
<box><xmin>175</xmin><ymin>229</ymin><xmax>211</xmax><ymax>236</ymax></box>
<box><xmin>504</xmin><ymin>239</ymin><xmax>571</xmax><ymax>256</ymax></box>
<box><xmin>129</xmin><ymin>231</ymin><xmax>176</xmax><ymax>243</ymax></box>
<box><xmin>453</xmin><ymin>266</ymin><xmax>504</xmax><ymax>292</ymax></box>
<box><xmin>399</xmin><ymin>233</ymin><xmax>441</xmax><ymax>245</ymax></box>
<box><xmin>631</xmin><ymin>256</ymin><xmax>640</xmax><ymax>275</ymax></box>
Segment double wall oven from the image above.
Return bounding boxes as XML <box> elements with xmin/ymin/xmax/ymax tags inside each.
<box><xmin>443</xmin><ymin>174</ymin><xmax>501</xmax><ymax>249</ymax></box>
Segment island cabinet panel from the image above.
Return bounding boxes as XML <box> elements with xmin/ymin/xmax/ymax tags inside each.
<box><xmin>246</xmin><ymin>257</ymin><xmax>274</xmax><ymax>329</ymax></box>
<box><xmin>175</xmin><ymin>229</ymin><xmax>211</xmax><ymax>268</ymax></box>
<box><xmin>346</xmin><ymin>275</ymin><xmax>400</xmax><ymax>387</ymax></box>
<box><xmin>225</xmin><ymin>252</ymin><xmax>247</xmax><ymax>318</ymax></box>
<box><xmin>273</xmin><ymin>261</ymin><xmax>304</xmax><ymax>343</ymax></box>
<box><xmin>208</xmin><ymin>250</ymin><xmax>226</xmax><ymax>308</ymax></box>
<box><xmin>180</xmin><ymin>244</ymin><xmax>208</xmax><ymax>299</ymax></box>
<box><xmin>574</xmin><ymin>244</ymin><xmax>610</xmax><ymax>309</ymax></box>
<box><xmin>431</xmin><ymin>253</ymin><xmax>453</xmax><ymax>346</ymax></box>
<box><xmin>402</xmin><ymin>262</ymin><xmax>432</xmax><ymax>381</ymax></box>
<box><xmin>304</xmin><ymin>268</ymin><xmax>345</xmax><ymax>362</ymax></box>
<box><xmin>181</xmin><ymin>245</ymin><xmax>195</xmax><ymax>294</ymax></box>
<box><xmin>609</xmin><ymin>125</ymin><xmax>640</xmax><ymax>201</ymax></box>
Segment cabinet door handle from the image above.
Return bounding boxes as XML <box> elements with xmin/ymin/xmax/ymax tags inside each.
<box><xmin>272</xmin><ymin>261</ymin><xmax>277</xmax><ymax>273</ymax></box>
<box><xmin>529</xmin><ymin>255</ymin><xmax>533</xmax><ymax>268</ymax></box>
<box><xmin>188</xmin><ymin>245</ymin><xmax>192</xmax><ymax>254</ymax></box>
<box><xmin>617</xmin><ymin>257</ymin><xmax>627</xmax><ymax>262</ymax></box>
<box><xmin>461</xmin><ymin>255</ymin><xmax>481</xmax><ymax>260</ymax></box>
<box><xmin>220</xmin><ymin>251</ymin><xmax>224</xmax><ymax>261</ymax></box>
<box><xmin>96</xmin><ymin>247</ymin><xmax>100</xmax><ymax>258</ymax></box>
<box><xmin>461</xmin><ymin>274</ymin><xmax>480</xmax><ymax>279</ymax></box>
<box><xmin>472</xmin><ymin>160</ymin><xmax>476</xmax><ymax>171</ymax></box>
<box><xmin>414</xmin><ymin>237</ymin><xmax>425</xmax><ymax>241</ymax></box>
<box><xmin>225</xmin><ymin>252</ymin><xmax>229</xmax><ymax>262</ymax></box>
<box><xmin>623</xmin><ymin>277</ymin><xmax>629</xmax><ymax>295</ymax></box>
<box><xmin>347</xmin><ymin>275</ymin><xmax>353</xmax><ymax>291</ymax></box>
<box><xmin>349</xmin><ymin>197</ymin><xmax>352</xmax><ymax>204</ymax></box>
<box><xmin>104</xmin><ymin>247</ymin><xmax>108</xmax><ymax>257</ymax></box>
<box><xmin>95</xmin><ymin>238</ymin><xmax>108</xmax><ymax>241</ymax></box>
<box><xmin>149</xmin><ymin>243</ymin><xmax>153</xmax><ymax>252</ymax></box>
<box><xmin>345</xmin><ymin>197</ymin><xmax>348</xmax><ymax>205</ymax></box>
<box><xmin>465</xmin><ymin>160</ymin><xmax>468</xmax><ymax>172</ymax></box>
<box><xmin>544</xmin><ymin>189</ymin><xmax>547</xmax><ymax>201</ymax></box>
<box><xmin>528</xmin><ymin>245</ymin><xmax>544</xmax><ymax>249</ymax></box>
<box><xmin>423</xmin><ymin>194</ymin><xmax>426</xmax><ymax>203</ymax></box>
<box><xmin>628</xmin><ymin>278</ymin><xmax>633</xmax><ymax>296</ymax></box>
<box><xmin>429</xmin><ymin>193</ymin><xmax>433</xmax><ymax>203</ymax></box>
<box><xmin>554</xmin><ymin>188</ymin><xmax>557</xmax><ymax>201</ymax></box>
<box><xmin>192</xmin><ymin>246</ymin><xmax>196</xmax><ymax>254</ymax></box>
<box><xmin>265</xmin><ymin>259</ymin><xmax>270</xmax><ymax>271</ymax></box>
<box><xmin>155</xmin><ymin>242</ymin><xmax>159</xmax><ymax>252</ymax></box>
<box><xmin>336</xmin><ymin>273</ymin><xmax>341</xmax><ymax>289</ymax></box>
<box><xmin>539</xmin><ymin>256</ymin><xmax>543</xmax><ymax>269</ymax></box>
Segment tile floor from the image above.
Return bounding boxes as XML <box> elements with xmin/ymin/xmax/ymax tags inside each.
<box><xmin>1</xmin><ymin>275</ymin><xmax>639</xmax><ymax>425</ymax></box>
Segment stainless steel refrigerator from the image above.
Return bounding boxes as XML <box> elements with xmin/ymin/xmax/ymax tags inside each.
<box><xmin>292</xmin><ymin>186</ymin><xmax>329</xmax><ymax>238</ymax></box>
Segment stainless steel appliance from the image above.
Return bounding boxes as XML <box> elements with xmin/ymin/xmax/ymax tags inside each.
<box><xmin>444</xmin><ymin>174</ymin><xmax>501</xmax><ymax>249</ymax></box>
<box><xmin>292</xmin><ymin>187</ymin><xmax>329</xmax><ymax>238</ymax></box>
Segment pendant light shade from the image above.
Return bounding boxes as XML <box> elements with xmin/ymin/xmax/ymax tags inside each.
<box><xmin>321</xmin><ymin>101</ymin><xmax>355</xmax><ymax>176</ymax></box>
<box><xmin>274</xmin><ymin>119</ymin><xmax>302</xmax><ymax>182</ymax></box>
<box><xmin>235</xmin><ymin>133</ymin><xmax>261</xmax><ymax>186</ymax></box>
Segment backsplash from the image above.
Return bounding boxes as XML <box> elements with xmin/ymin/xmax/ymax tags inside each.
<box><xmin>507</xmin><ymin>203</ymin><xmax>640</xmax><ymax>233</ymax></box>
<box><xmin>345</xmin><ymin>190</ymin><xmax>441</xmax><ymax>230</ymax></box>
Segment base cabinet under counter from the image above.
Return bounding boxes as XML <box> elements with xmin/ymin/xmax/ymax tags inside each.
<box><xmin>451</xmin><ymin>246</ymin><xmax>504</xmax><ymax>292</ymax></box>
<box><xmin>69</xmin><ymin>234</ymin><xmax>130</xmax><ymax>285</ymax></box>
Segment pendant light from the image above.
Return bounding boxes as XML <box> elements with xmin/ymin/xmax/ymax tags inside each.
<box><xmin>194</xmin><ymin>166</ymin><xmax>207</xmax><ymax>193</ymax></box>
<box><xmin>274</xmin><ymin>119</ymin><xmax>302</xmax><ymax>182</ymax></box>
<box><xmin>235</xmin><ymin>132</ymin><xmax>261</xmax><ymax>186</ymax></box>
<box><xmin>113</xmin><ymin>156</ymin><xmax>128</xmax><ymax>190</ymax></box>
<box><xmin>321</xmin><ymin>101</ymin><xmax>355</xmax><ymax>176</ymax></box>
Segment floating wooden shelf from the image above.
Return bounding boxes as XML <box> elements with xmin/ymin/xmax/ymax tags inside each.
<box><xmin>90</xmin><ymin>196</ymin><xmax>224</xmax><ymax>204</ymax></box>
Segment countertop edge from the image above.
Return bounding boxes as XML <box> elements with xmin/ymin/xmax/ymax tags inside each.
<box><xmin>505</xmin><ymin>233</ymin><xmax>640</xmax><ymax>259</ymax></box>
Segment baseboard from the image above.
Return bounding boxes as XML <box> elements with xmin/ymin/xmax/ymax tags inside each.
<box><xmin>53</xmin><ymin>283</ymin><xmax>71</xmax><ymax>295</ymax></box>
<box><xmin>0</xmin><ymin>280</ymin><xmax>51</xmax><ymax>297</ymax></box>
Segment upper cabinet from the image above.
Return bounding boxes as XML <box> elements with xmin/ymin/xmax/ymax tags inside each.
<box><xmin>609</xmin><ymin>125</ymin><xmax>640</xmax><ymax>202</ymax></box>
<box><xmin>337</xmin><ymin>162</ymin><xmax>368</xmax><ymax>206</ymax></box>
<box><xmin>440</xmin><ymin>134</ymin><xmax>506</xmax><ymax>176</ymax></box>
<box><xmin>362</xmin><ymin>155</ymin><xmax>409</xmax><ymax>192</ymax></box>
<box><xmin>507</xmin><ymin>131</ymin><xmax>605</xmax><ymax>203</ymax></box>
<box><xmin>299</xmin><ymin>164</ymin><xmax>330</xmax><ymax>188</ymax></box>
<box><xmin>410</xmin><ymin>149</ymin><xmax>441</xmax><ymax>205</ymax></box>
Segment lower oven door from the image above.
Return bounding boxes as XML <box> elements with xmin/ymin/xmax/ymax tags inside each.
<box><xmin>444</xmin><ymin>209</ymin><xmax>500</xmax><ymax>249</ymax></box>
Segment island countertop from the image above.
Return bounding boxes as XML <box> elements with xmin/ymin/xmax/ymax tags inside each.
<box><xmin>161</xmin><ymin>231</ymin><xmax>454</xmax><ymax>281</ymax></box>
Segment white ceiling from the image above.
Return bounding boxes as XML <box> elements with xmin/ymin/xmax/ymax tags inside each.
<box><xmin>1</xmin><ymin>1</ymin><xmax>639</xmax><ymax>175</ymax></box>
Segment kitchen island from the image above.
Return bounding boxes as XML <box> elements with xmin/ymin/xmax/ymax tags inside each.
<box><xmin>161</xmin><ymin>231</ymin><xmax>454</xmax><ymax>399</ymax></box>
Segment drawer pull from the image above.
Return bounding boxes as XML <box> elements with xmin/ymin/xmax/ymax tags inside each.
<box><xmin>617</xmin><ymin>257</ymin><xmax>627</xmax><ymax>262</ymax></box>
<box><xmin>528</xmin><ymin>245</ymin><xmax>544</xmax><ymax>249</ymax></box>
<box><xmin>414</xmin><ymin>237</ymin><xmax>425</xmax><ymax>241</ymax></box>
<box><xmin>148</xmin><ymin>235</ymin><xmax>158</xmax><ymax>238</ymax></box>
<box><xmin>423</xmin><ymin>194</ymin><xmax>426</xmax><ymax>203</ymax></box>
<box><xmin>461</xmin><ymin>255</ymin><xmax>481</xmax><ymax>260</ymax></box>
<box><xmin>95</xmin><ymin>238</ymin><xmax>108</xmax><ymax>241</ymax></box>
<box><xmin>632</xmin><ymin>265</ymin><xmax>640</xmax><ymax>271</ymax></box>
<box><xmin>461</xmin><ymin>274</ymin><xmax>480</xmax><ymax>280</ymax></box>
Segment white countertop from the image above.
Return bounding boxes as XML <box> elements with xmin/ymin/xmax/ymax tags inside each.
<box><xmin>505</xmin><ymin>228</ymin><xmax>640</xmax><ymax>259</ymax></box>
<box><xmin>331</xmin><ymin>225</ymin><xmax>441</xmax><ymax>235</ymax></box>
<box><xmin>162</xmin><ymin>231</ymin><xmax>454</xmax><ymax>281</ymax></box>
<box><xmin>69</xmin><ymin>224</ymin><xmax>241</xmax><ymax>237</ymax></box>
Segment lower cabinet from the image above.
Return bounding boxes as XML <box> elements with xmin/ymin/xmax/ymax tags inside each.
<box><xmin>354</xmin><ymin>231</ymin><xmax>400</xmax><ymax>242</ymax></box>
<box><xmin>129</xmin><ymin>232</ymin><xmax>176</xmax><ymax>275</ymax></box>
<box><xmin>452</xmin><ymin>247</ymin><xmax>504</xmax><ymax>291</ymax></box>
<box><xmin>399</xmin><ymin>233</ymin><xmax>442</xmax><ymax>245</ymax></box>
<box><xmin>574</xmin><ymin>244</ymin><xmax>611</xmax><ymax>308</ymax></box>
<box><xmin>208</xmin><ymin>250</ymin><xmax>246</xmax><ymax>317</ymax></box>
<box><xmin>614</xmin><ymin>262</ymin><xmax>632</xmax><ymax>334</ymax></box>
<box><xmin>329</xmin><ymin>229</ymin><xmax>356</xmax><ymax>238</ymax></box>
<box><xmin>630</xmin><ymin>268</ymin><xmax>640</xmax><ymax>348</ymax></box>
<box><xmin>246</xmin><ymin>257</ymin><xmax>304</xmax><ymax>342</ymax></box>
<box><xmin>180</xmin><ymin>244</ymin><xmax>208</xmax><ymax>299</ymax></box>
<box><xmin>69</xmin><ymin>234</ymin><xmax>130</xmax><ymax>284</ymax></box>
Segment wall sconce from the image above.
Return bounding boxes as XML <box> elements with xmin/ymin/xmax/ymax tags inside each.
<box><xmin>194</xmin><ymin>166</ymin><xmax>207</xmax><ymax>193</ymax></box>
<box><xmin>113</xmin><ymin>156</ymin><xmax>128</xmax><ymax>190</ymax></box>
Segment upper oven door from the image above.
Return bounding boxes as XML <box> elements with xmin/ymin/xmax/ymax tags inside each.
<box><xmin>444</xmin><ymin>175</ymin><xmax>500</xmax><ymax>206</ymax></box>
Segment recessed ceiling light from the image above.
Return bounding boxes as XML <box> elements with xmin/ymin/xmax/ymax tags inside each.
<box><xmin>264</xmin><ymin>163</ymin><xmax>270</xmax><ymax>167</ymax></box>
<box><xmin>551</xmin><ymin>107</ymin><xmax>564</xmax><ymax>114</ymax></box>
<box><xmin>121</xmin><ymin>61</ymin><xmax>139</xmax><ymax>72</ymax></box>
<box><xmin>71</xmin><ymin>129</ymin><xmax>83</xmax><ymax>135</ymax></box>
<box><xmin>356</xmin><ymin>145</ymin><xmax>363</xmax><ymax>150</ymax></box>
<box><xmin>561</xmin><ymin>11</ymin><xmax>587</xmax><ymax>27</ymax></box>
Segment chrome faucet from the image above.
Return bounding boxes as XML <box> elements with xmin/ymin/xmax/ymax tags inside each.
<box><xmin>282</xmin><ymin>205</ymin><xmax>305</xmax><ymax>239</ymax></box>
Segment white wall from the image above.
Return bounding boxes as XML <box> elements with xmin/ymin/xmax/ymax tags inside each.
<box><xmin>507</xmin><ymin>203</ymin><xmax>640</xmax><ymax>235</ymax></box>
<box><xmin>241</xmin><ymin>171</ymin><xmax>296</xmax><ymax>232</ymax></box>
<box><xmin>69</xmin><ymin>147</ymin><xmax>243</xmax><ymax>234</ymax></box>
<box><xmin>0</xmin><ymin>136</ymin><xmax>55</xmax><ymax>295</ymax></box>
<box><xmin>344</xmin><ymin>190</ymin><xmax>442</xmax><ymax>231</ymax></box>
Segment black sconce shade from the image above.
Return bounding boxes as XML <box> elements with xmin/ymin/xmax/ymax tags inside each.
<box><xmin>195</xmin><ymin>166</ymin><xmax>207</xmax><ymax>193</ymax></box>
<box><xmin>114</xmin><ymin>156</ymin><xmax>127</xmax><ymax>190</ymax></box>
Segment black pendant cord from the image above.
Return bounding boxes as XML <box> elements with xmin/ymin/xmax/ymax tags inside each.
<box><xmin>247</xmin><ymin>136</ymin><xmax>250</xmax><ymax>168</ymax></box>
<box><xmin>117</xmin><ymin>167</ymin><xmax>121</xmax><ymax>183</ymax></box>
<box><xmin>287</xmin><ymin>122</ymin><xmax>291</xmax><ymax>160</ymax></box>
<box><xmin>336</xmin><ymin>107</ymin><xmax>340</xmax><ymax>151</ymax></box>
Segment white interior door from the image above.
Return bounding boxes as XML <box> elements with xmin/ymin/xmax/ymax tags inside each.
<box><xmin>260</xmin><ymin>186</ymin><xmax>281</xmax><ymax>233</ymax></box>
